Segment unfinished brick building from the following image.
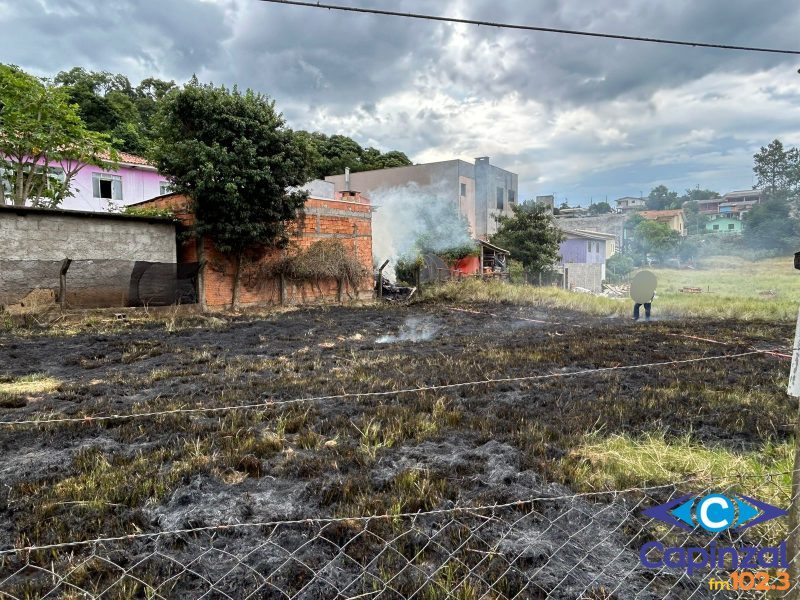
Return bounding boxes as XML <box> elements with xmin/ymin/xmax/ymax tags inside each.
<box><xmin>133</xmin><ymin>180</ymin><xmax>373</xmax><ymax>308</ymax></box>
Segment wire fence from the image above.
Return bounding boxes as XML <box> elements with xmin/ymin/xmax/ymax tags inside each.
<box><xmin>0</xmin><ymin>329</ymin><xmax>797</xmax><ymax>597</ymax></box>
<box><xmin>0</xmin><ymin>349</ymin><xmax>770</xmax><ymax>427</ymax></box>
<box><xmin>0</xmin><ymin>474</ymin><xmax>795</xmax><ymax>599</ymax></box>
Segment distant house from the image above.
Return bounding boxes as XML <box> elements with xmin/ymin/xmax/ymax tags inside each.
<box><xmin>554</xmin><ymin>213</ymin><xmax>629</xmax><ymax>251</ymax></box>
<box><xmin>564</xmin><ymin>229</ymin><xmax>617</xmax><ymax>258</ymax></box>
<box><xmin>692</xmin><ymin>198</ymin><xmax>723</xmax><ymax>214</ymax></box>
<box><xmin>615</xmin><ymin>196</ymin><xmax>646</xmax><ymax>212</ymax></box>
<box><xmin>558</xmin><ymin>229</ymin><xmax>608</xmax><ymax>293</ymax></box>
<box><xmin>325</xmin><ymin>157</ymin><xmax>518</xmax><ymax>240</ymax></box>
<box><xmin>1</xmin><ymin>151</ymin><xmax>170</xmax><ymax>213</ymax></box>
<box><xmin>706</xmin><ymin>213</ymin><xmax>743</xmax><ymax>234</ymax></box>
<box><xmin>639</xmin><ymin>209</ymin><xmax>686</xmax><ymax>236</ymax></box>
<box><xmin>721</xmin><ymin>189</ymin><xmax>765</xmax><ymax>204</ymax></box>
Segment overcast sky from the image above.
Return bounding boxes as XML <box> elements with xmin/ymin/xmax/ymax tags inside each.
<box><xmin>4</xmin><ymin>0</ymin><xmax>800</xmax><ymax>205</ymax></box>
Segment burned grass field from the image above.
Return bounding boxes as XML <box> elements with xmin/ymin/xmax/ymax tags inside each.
<box><xmin>0</xmin><ymin>302</ymin><xmax>795</xmax><ymax>599</ymax></box>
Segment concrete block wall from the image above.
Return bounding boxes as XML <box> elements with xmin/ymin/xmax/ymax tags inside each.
<box><xmin>564</xmin><ymin>262</ymin><xmax>604</xmax><ymax>294</ymax></box>
<box><xmin>0</xmin><ymin>207</ymin><xmax>177</xmax><ymax>307</ymax></box>
<box><xmin>0</xmin><ymin>210</ymin><xmax>175</xmax><ymax>262</ymax></box>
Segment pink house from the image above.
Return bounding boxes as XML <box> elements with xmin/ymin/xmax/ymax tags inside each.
<box><xmin>60</xmin><ymin>152</ymin><xmax>169</xmax><ymax>212</ymax></box>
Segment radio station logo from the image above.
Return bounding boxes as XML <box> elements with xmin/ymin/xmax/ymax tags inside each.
<box><xmin>643</xmin><ymin>493</ymin><xmax>787</xmax><ymax>532</ymax></box>
<box><xmin>640</xmin><ymin>492</ymin><xmax>789</xmax><ymax>580</ymax></box>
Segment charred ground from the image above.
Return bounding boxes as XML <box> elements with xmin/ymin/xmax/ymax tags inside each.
<box><xmin>0</xmin><ymin>302</ymin><xmax>795</xmax><ymax>598</ymax></box>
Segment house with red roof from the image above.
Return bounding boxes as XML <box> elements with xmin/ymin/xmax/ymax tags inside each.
<box><xmin>58</xmin><ymin>151</ymin><xmax>170</xmax><ymax>212</ymax></box>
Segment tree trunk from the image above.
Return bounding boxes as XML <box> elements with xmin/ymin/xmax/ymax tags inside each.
<box><xmin>231</xmin><ymin>252</ymin><xmax>243</xmax><ymax>310</ymax></box>
<box><xmin>14</xmin><ymin>162</ymin><xmax>24</xmax><ymax>206</ymax></box>
<box><xmin>196</xmin><ymin>237</ymin><xmax>207</xmax><ymax>311</ymax></box>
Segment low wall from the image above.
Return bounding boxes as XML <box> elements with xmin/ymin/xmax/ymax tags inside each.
<box><xmin>0</xmin><ymin>259</ymin><xmax>197</xmax><ymax>309</ymax></box>
<box><xmin>0</xmin><ymin>206</ymin><xmax>180</xmax><ymax>309</ymax></box>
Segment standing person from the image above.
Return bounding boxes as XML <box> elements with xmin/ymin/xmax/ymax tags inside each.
<box><xmin>630</xmin><ymin>270</ymin><xmax>657</xmax><ymax>321</ymax></box>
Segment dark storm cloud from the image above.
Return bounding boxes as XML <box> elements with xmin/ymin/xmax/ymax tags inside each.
<box><xmin>212</xmin><ymin>0</ymin><xmax>453</xmax><ymax>113</ymax></box>
<box><xmin>438</xmin><ymin>0</ymin><xmax>800</xmax><ymax>105</ymax></box>
<box><xmin>0</xmin><ymin>0</ymin><xmax>233</xmax><ymax>80</ymax></box>
<box><xmin>1</xmin><ymin>0</ymin><xmax>799</xmax><ymax>201</ymax></box>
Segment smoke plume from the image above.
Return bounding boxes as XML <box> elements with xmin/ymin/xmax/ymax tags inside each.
<box><xmin>370</xmin><ymin>182</ymin><xmax>474</xmax><ymax>279</ymax></box>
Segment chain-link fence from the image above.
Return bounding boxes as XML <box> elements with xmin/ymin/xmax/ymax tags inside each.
<box><xmin>0</xmin><ymin>259</ymin><xmax>198</xmax><ymax>310</ymax></box>
<box><xmin>0</xmin><ymin>473</ymin><xmax>795</xmax><ymax>599</ymax></box>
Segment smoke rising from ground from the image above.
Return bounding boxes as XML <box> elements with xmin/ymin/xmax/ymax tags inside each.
<box><xmin>376</xmin><ymin>316</ymin><xmax>440</xmax><ymax>344</ymax></box>
<box><xmin>370</xmin><ymin>182</ymin><xmax>475</xmax><ymax>279</ymax></box>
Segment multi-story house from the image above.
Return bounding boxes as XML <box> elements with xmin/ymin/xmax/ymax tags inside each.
<box><xmin>1</xmin><ymin>152</ymin><xmax>170</xmax><ymax>212</ymax></box>
<box><xmin>325</xmin><ymin>157</ymin><xmax>518</xmax><ymax>240</ymax></box>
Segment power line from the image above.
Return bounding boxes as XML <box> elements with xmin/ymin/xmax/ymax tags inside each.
<box><xmin>258</xmin><ymin>0</ymin><xmax>800</xmax><ymax>56</ymax></box>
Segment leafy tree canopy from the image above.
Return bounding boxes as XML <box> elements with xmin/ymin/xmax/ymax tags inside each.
<box><xmin>632</xmin><ymin>220</ymin><xmax>680</xmax><ymax>261</ymax></box>
<box><xmin>296</xmin><ymin>131</ymin><xmax>413</xmax><ymax>179</ymax></box>
<box><xmin>0</xmin><ymin>64</ymin><xmax>115</xmax><ymax>207</ymax></box>
<box><xmin>152</xmin><ymin>78</ymin><xmax>313</xmax><ymax>256</ymax></box>
<box><xmin>490</xmin><ymin>203</ymin><xmax>563</xmax><ymax>275</ymax></box>
<box><xmin>646</xmin><ymin>185</ymin><xmax>680</xmax><ymax>210</ymax></box>
<box><xmin>753</xmin><ymin>139</ymin><xmax>800</xmax><ymax>200</ymax></box>
<box><xmin>54</xmin><ymin>67</ymin><xmax>176</xmax><ymax>155</ymax></box>
<box><xmin>588</xmin><ymin>201</ymin><xmax>612</xmax><ymax>215</ymax></box>
<box><xmin>742</xmin><ymin>199</ymin><xmax>800</xmax><ymax>252</ymax></box>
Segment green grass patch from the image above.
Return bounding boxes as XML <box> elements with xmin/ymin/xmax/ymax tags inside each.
<box><xmin>422</xmin><ymin>254</ymin><xmax>800</xmax><ymax>321</ymax></box>
<box><xmin>566</xmin><ymin>431</ymin><xmax>792</xmax><ymax>498</ymax></box>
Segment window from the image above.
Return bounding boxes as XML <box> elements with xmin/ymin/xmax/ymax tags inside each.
<box><xmin>728</xmin><ymin>223</ymin><xmax>735</xmax><ymax>230</ymax></box>
<box><xmin>496</xmin><ymin>187</ymin><xmax>504</xmax><ymax>210</ymax></box>
<box><xmin>92</xmin><ymin>173</ymin><xmax>122</xmax><ymax>200</ymax></box>
<box><xmin>460</xmin><ymin>182</ymin><xmax>467</xmax><ymax>197</ymax></box>
<box><xmin>713</xmin><ymin>224</ymin><xmax>719</xmax><ymax>231</ymax></box>
<box><xmin>159</xmin><ymin>181</ymin><xmax>173</xmax><ymax>195</ymax></box>
<box><xmin>508</xmin><ymin>190</ymin><xmax>516</xmax><ymax>204</ymax></box>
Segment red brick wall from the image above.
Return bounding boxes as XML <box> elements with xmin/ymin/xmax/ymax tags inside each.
<box><xmin>135</xmin><ymin>192</ymin><xmax>374</xmax><ymax>308</ymax></box>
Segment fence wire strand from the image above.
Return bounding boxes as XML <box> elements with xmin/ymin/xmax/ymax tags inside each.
<box><xmin>0</xmin><ymin>349</ymin><xmax>776</xmax><ymax>427</ymax></box>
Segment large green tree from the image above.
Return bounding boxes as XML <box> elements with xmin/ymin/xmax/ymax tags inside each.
<box><xmin>632</xmin><ymin>220</ymin><xmax>680</xmax><ymax>261</ymax></box>
<box><xmin>297</xmin><ymin>131</ymin><xmax>413</xmax><ymax>179</ymax></box>
<box><xmin>682</xmin><ymin>200</ymin><xmax>709</xmax><ymax>236</ymax></box>
<box><xmin>0</xmin><ymin>64</ymin><xmax>114</xmax><ymax>207</ymax></box>
<box><xmin>743</xmin><ymin>199</ymin><xmax>799</xmax><ymax>252</ymax></box>
<box><xmin>54</xmin><ymin>67</ymin><xmax>176</xmax><ymax>155</ymax></box>
<box><xmin>753</xmin><ymin>139</ymin><xmax>800</xmax><ymax>200</ymax></box>
<box><xmin>151</xmin><ymin>79</ymin><xmax>314</xmax><ymax>308</ymax></box>
<box><xmin>646</xmin><ymin>185</ymin><xmax>680</xmax><ymax>210</ymax></box>
<box><xmin>490</xmin><ymin>203</ymin><xmax>563</xmax><ymax>277</ymax></box>
<box><xmin>588</xmin><ymin>201</ymin><xmax>612</xmax><ymax>215</ymax></box>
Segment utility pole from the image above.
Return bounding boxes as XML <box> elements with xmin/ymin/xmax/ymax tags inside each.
<box><xmin>787</xmin><ymin>250</ymin><xmax>800</xmax><ymax>591</ymax></box>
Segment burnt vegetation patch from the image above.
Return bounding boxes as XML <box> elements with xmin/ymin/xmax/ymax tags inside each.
<box><xmin>0</xmin><ymin>304</ymin><xmax>794</xmax><ymax>597</ymax></box>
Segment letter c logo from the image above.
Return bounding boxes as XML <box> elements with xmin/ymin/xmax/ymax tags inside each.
<box><xmin>698</xmin><ymin>494</ymin><xmax>734</xmax><ymax>532</ymax></box>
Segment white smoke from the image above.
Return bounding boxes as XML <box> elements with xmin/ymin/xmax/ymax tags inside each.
<box><xmin>376</xmin><ymin>317</ymin><xmax>441</xmax><ymax>344</ymax></box>
<box><xmin>370</xmin><ymin>182</ymin><xmax>475</xmax><ymax>280</ymax></box>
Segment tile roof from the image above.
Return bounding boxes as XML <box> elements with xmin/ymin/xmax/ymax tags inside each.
<box><xmin>99</xmin><ymin>151</ymin><xmax>155</xmax><ymax>167</ymax></box>
<box><xmin>639</xmin><ymin>209</ymin><xmax>684</xmax><ymax>218</ymax></box>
